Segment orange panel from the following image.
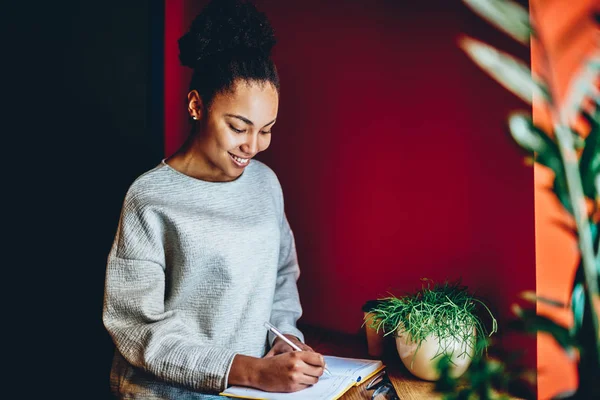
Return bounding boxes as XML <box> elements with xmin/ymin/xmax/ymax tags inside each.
<box><xmin>531</xmin><ymin>0</ymin><xmax>598</xmax><ymax>398</ymax></box>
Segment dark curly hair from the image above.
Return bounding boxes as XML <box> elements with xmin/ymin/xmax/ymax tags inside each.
<box><xmin>178</xmin><ymin>0</ymin><xmax>280</xmax><ymax>112</ymax></box>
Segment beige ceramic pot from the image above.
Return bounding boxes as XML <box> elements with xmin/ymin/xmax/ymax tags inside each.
<box><xmin>395</xmin><ymin>324</ymin><xmax>476</xmax><ymax>381</ymax></box>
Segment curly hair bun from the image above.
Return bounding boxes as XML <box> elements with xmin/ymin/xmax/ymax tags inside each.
<box><xmin>178</xmin><ymin>0</ymin><xmax>276</xmax><ymax>69</ymax></box>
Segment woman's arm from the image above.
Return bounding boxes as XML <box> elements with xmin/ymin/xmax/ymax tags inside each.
<box><xmin>268</xmin><ymin>213</ymin><xmax>305</xmax><ymax>345</ymax></box>
<box><xmin>103</xmin><ymin>193</ymin><xmax>237</xmax><ymax>393</ymax></box>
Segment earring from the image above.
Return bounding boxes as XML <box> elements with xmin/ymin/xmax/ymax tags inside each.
<box><xmin>193</xmin><ymin>116</ymin><xmax>198</xmax><ymax>120</ymax></box>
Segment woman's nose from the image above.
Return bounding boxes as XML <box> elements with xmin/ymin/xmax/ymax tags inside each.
<box><xmin>241</xmin><ymin>132</ymin><xmax>259</xmax><ymax>155</ymax></box>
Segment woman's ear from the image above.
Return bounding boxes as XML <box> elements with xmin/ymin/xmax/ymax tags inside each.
<box><xmin>187</xmin><ymin>90</ymin><xmax>203</xmax><ymax>120</ymax></box>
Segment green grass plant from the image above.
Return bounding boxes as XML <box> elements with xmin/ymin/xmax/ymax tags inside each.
<box><xmin>365</xmin><ymin>279</ymin><xmax>497</xmax><ymax>361</ymax></box>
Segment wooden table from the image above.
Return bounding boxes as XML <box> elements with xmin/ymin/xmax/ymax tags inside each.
<box><xmin>299</xmin><ymin>323</ymin><xmax>524</xmax><ymax>400</ymax></box>
<box><xmin>300</xmin><ymin>323</ymin><xmax>446</xmax><ymax>399</ymax></box>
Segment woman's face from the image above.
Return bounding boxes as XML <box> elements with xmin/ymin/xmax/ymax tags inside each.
<box><xmin>190</xmin><ymin>79</ymin><xmax>278</xmax><ymax>182</ymax></box>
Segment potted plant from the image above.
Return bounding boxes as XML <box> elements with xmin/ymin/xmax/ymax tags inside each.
<box><xmin>365</xmin><ymin>279</ymin><xmax>497</xmax><ymax>381</ymax></box>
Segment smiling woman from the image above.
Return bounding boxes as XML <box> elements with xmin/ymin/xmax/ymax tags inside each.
<box><xmin>167</xmin><ymin>80</ymin><xmax>278</xmax><ymax>181</ymax></box>
<box><xmin>102</xmin><ymin>0</ymin><xmax>325</xmax><ymax>399</ymax></box>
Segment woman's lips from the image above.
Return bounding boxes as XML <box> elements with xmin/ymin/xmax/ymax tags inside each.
<box><xmin>228</xmin><ymin>152</ymin><xmax>251</xmax><ymax>168</ymax></box>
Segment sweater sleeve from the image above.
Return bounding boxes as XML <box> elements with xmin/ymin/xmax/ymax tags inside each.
<box><xmin>102</xmin><ymin>192</ymin><xmax>237</xmax><ymax>393</ymax></box>
<box><xmin>268</xmin><ymin>207</ymin><xmax>305</xmax><ymax>347</ymax></box>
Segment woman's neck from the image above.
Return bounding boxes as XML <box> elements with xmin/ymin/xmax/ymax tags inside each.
<box><xmin>166</xmin><ymin>133</ymin><xmax>232</xmax><ymax>182</ymax></box>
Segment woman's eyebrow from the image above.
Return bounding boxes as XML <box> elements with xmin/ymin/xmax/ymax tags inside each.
<box><xmin>225</xmin><ymin>113</ymin><xmax>276</xmax><ymax>127</ymax></box>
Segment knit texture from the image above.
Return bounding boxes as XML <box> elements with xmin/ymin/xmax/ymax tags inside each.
<box><xmin>103</xmin><ymin>159</ymin><xmax>304</xmax><ymax>399</ymax></box>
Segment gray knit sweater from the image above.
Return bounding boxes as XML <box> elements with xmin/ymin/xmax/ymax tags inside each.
<box><xmin>103</xmin><ymin>159</ymin><xmax>304</xmax><ymax>399</ymax></box>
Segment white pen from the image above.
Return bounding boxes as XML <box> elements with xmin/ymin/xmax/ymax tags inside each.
<box><xmin>264</xmin><ymin>321</ymin><xmax>332</xmax><ymax>376</ymax></box>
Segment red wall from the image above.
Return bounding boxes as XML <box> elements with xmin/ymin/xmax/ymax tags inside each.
<box><xmin>165</xmin><ymin>0</ymin><xmax>535</xmax><ymax>365</ymax></box>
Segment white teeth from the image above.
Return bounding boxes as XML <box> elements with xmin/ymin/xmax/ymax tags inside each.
<box><xmin>230</xmin><ymin>154</ymin><xmax>249</xmax><ymax>164</ymax></box>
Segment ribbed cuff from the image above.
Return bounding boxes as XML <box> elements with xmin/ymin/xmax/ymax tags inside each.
<box><xmin>193</xmin><ymin>347</ymin><xmax>238</xmax><ymax>392</ymax></box>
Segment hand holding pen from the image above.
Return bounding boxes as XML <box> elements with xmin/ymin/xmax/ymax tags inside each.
<box><xmin>264</xmin><ymin>321</ymin><xmax>332</xmax><ymax>376</ymax></box>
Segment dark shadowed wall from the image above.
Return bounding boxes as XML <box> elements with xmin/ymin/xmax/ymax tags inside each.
<box><xmin>55</xmin><ymin>1</ymin><xmax>164</xmax><ymax>398</ymax></box>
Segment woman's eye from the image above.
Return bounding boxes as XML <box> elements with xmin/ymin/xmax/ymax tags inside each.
<box><xmin>261</xmin><ymin>130</ymin><xmax>272</xmax><ymax>135</ymax></box>
<box><xmin>229</xmin><ymin>125</ymin><xmax>245</xmax><ymax>133</ymax></box>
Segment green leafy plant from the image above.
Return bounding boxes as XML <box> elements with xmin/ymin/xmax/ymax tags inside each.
<box><xmin>434</xmin><ymin>0</ymin><xmax>600</xmax><ymax>398</ymax></box>
<box><xmin>364</xmin><ymin>279</ymin><xmax>498</xmax><ymax>365</ymax></box>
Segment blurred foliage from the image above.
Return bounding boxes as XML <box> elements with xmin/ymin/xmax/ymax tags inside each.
<box><xmin>435</xmin><ymin>337</ymin><xmax>535</xmax><ymax>400</ymax></box>
<box><xmin>434</xmin><ymin>0</ymin><xmax>600</xmax><ymax>398</ymax></box>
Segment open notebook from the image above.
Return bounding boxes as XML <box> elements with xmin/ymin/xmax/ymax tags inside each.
<box><xmin>220</xmin><ymin>356</ymin><xmax>384</xmax><ymax>400</ymax></box>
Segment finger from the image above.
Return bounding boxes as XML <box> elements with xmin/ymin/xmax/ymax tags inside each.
<box><xmin>293</xmin><ymin>342</ymin><xmax>307</xmax><ymax>350</ymax></box>
<box><xmin>297</xmin><ymin>371</ymin><xmax>320</xmax><ymax>386</ymax></box>
<box><xmin>264</xmin><ymin>347</ymin><xmax>276</xmax><ymax>358</ymax></box>
<box><xmin>298</xmin><ymin>351</ymin><xmax>325</xmax><ymax>368</ymax></box>
<box><xmin>302</xmin><ymin>344</ymin><xmax>314</xmax><ymax>352</ymax></box>
<box><xmin>300</xmin><ymin>363</ymin><xmax>324</xmax><ymax>379</ymax></box>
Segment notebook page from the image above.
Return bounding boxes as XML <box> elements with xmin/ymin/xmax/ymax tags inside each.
<box><xmin>221</xmin><ymin>375</ymin><xmax>355</xmax><ymax>400</ymax></box>
<box><xmin>324</xmin><ymin>356</ymin><xmax>382</xmax><ymax>381</ymax></box>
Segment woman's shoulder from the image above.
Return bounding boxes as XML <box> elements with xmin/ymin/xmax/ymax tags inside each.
<box><xmin>123</xmin><ymin>162</ymin><xmax>173</xmax><ymax>207</ymax></box>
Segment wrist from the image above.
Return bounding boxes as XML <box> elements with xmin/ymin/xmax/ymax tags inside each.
<box><xmin>228</xmin><ymin>354</ymin><xmax>261</xmax><ymax>388</ymax></box>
